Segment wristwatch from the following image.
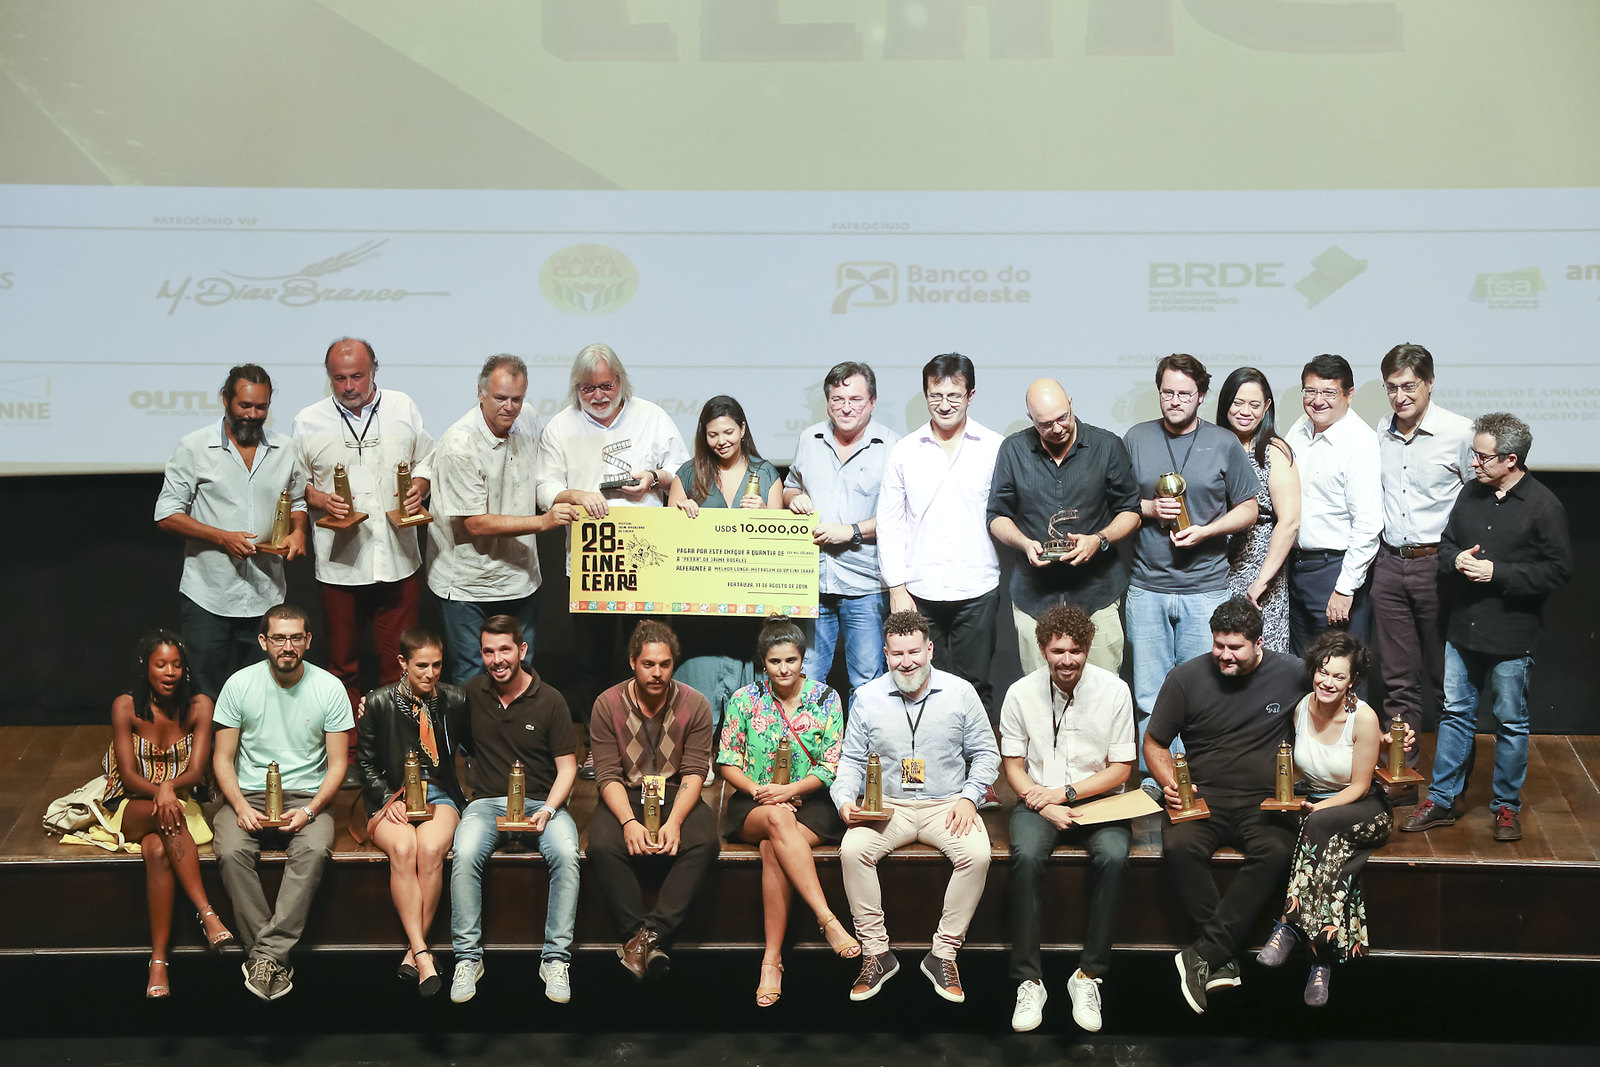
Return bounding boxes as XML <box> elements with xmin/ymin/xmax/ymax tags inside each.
<box><xmin>1064</xmin><ymin>785</ymin><xmax>1078</xmax><ymax>804</ymax></box>
<box><xmin>1095</xmin><ymin>533</ymin><xmax>1111</xmax><ymax>553</ymax></box>
<box><xmin>850</xmin><ymin>523</ymin><xmax>863</xmax><ymax>546</ymax></box>
<box><xmin>300</xmin><ymin>806</ymin><xmax>316</xmax><ymax>822</ymax></box>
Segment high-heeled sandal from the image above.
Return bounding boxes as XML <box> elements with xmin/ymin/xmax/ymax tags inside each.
<box><xmin>145</xmin><ymin>957</ymin><xmax>170</xmax><ymax>999</ymax></box>
<box><xmin>819</xmin><ymin>913</ymin><xmax>861</xmax><ymax>959</ymax></box>
<box><xmin>755</xmin><ymin>958</ymin><xmax>784</xmax><ymax>1007</ymax></box>
<box><xmin>198</xmin><ymin>906</ymin><xmax>236</xmax><ymax>953</ymax></box>
<box><xmin>415</xmin><ymin>949</ymin><xmax>441</xmax><ymax>998</ymax></box>
<box><xmin>397</xmin><ymin>948</ymin><xmax>418</xmax><ymax>981</ymax></box>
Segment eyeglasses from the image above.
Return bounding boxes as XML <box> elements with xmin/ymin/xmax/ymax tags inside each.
<box><xmin>1384</xmin><ymin>381</ymin><xmax>1423</xmax><ymax>396</ymax></box>
<box><xmin>1469</xmin><ymin>448</ymin><xmax>1507</xmax><ymax>465</ymax></box>
<box><xmin>926</xmin><ymin>391</ymin><xmax>970</xmax><ymax>406</ymax></box>
<box><xmin>1158</xmin><ymin>389</ymin><xmax>1198</xmax><ymax>403</ymax></box>
<box><xmin>1301</xmin><ymin>387</ymin><xmax>1347</xmax><ymax>402</ymax></box>
<box><xmin>578</xmin><ymin>380</ymin><xmax>619</xmax><ymax>397</ymax></box>
<box><xmin>1031</xmin><ymin>412</ymin><xmax>1073</xmax><ymax>431</ymax></box>
<box><xmin>263</xmin><ymin>633</ymin><xmax>309</xmax><ymax>648</ymax></box>
<box><xmin>827</xmin><ymin>394</ymin><xmax>870</xmax><ymax>410</ymax></box>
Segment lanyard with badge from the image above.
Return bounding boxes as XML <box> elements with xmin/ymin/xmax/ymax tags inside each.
<box><xmin>899</xmin><ymin>692</ymin><xmax>929</xmax><ymax>790</ymax></box>
<box><xmin>1047</xmin><ymin>685</ymin><xmax>1073</xmax><ymax>785</ymax></box>
<box><xmin>338</xmin><ymin>393</ymin><xmax>382</xmax><ymax>495</ymax></box>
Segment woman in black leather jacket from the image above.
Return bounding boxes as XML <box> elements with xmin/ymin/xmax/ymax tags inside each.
<box><xmin>356</xmin><ymin>627</ymin><xmax>468</xmax><ymax>997</ymax></box>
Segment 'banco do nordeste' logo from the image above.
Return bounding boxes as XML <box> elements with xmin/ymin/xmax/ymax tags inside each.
<box><xmin>540</xmin><ymin>245</ymin><xmax>638</xmax><ymax>316</ymax></box>
<box><xmin>155</xmin><ymin>240</ymin><xmax>450</xmax><ymax>316</ymax></box>
<box><xmin>1470</xmin><ymin>267</ymin><xmax>1545</xmax><ymax>310</ymax></box>
<box><xmin>832</xmin><ymin>261</ymin><xmax>1031</xmax><ymax>313</ymax></box>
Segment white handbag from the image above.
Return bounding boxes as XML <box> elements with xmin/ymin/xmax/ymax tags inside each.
<box><xmin>42</xmin><ymin>774</ymin><xmax>126</xmax><ymax>850</ymax></box>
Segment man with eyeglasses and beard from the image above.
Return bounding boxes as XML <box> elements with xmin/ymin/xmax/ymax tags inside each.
<box><xmin>209</xmin><ymin>604</ymin><xmax>353</xmax><ymax>1001</ymax></box>
<box><xmin>157</xmin><ymin>364</ymin><xmax>308</xmax><ymax>699</ymax></box>
<box><xmin>534</xmin><ymin>343</ymin><xmax>688</xmax><ymax>778</ymax></box>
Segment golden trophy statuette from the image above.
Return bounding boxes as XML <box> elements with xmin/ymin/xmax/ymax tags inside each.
<box><xmin>1170</xmin><ymin>754</ymin><xmax>1211</xmax><ymax>822</ymax></box>
<box><xmin>256</xmin><ymin>488</ymin><xmax>296</xmax><ymax>555</ymax></box>
<box><xmin>316</xmin><ymin>462</ymin><xmax>368</xmax><ymax>530</ymax></box>
<box><xmin>1153</xmin><ymin>472</ymin><xmax>1193</xmax><ymax>533</ymax></box>
<box><xmin>261</xmin><ymin>761</ymin><xmax>290</xmax><ymax>827</ymax></box>
<box><xmin>642</xmin><ymin>778</ymin><xmax>662</xmax><ymax>845</ymax></box>
<box><xmin>403</xmin><ymin>749</ymin><xmax>433</xmax><ymax>822</ymax></box>
<box><xmin>773</xmin><ymin>736</ymin><xmax>792</xmax><ymax>786</ymax></box>
<box><xmin>498</xmin><ymin>760</ymin><xmax>537</xmax><ymax>831</ymax></box>
<box><xmin>1038</xmin><ymin>508</ymin><xmax>1080</xmax><ymax>563</ymax></box>
<box><xmin>1376</xmin><ymin>716</ymin><xmax>1425</xmax><ymax>785</ymax></box>
<box><xmin>1262</xmin><ymin>739</ymin><xmax>1302</xmax><ymax>810</ymax></box>
<box><xmin>387</xmin><ymin>460</ymin><xmax>435</xmax><ymax>529</ymax></box>
<box><xmin>856</xmin><ymin>752</ymin><xmax>892</xmax><ymax>821</ymax></box>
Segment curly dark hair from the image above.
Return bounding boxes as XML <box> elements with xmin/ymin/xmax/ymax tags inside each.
<box><xmin>1034</xmin><ymin>603</ymin><xmax>1095</xmax><ymax>653</ymax></box>
<box><xmin>883</xmin><ymin>610</ymin><xmax>931</xmax><ymax>643</ymax></box>
<box><xmin>1209</xmin><ymin>596</ymin><xmax>1264</xmax><ymax>643</ymax></box>
<box><xmin>127</xmin><ymin>629</ymin><xmax>198</xmax><ymax>725</ymax></box>
<box><xmin>628</xmin><ymin>619</ymin><xmax>682</xmax><ymax>664</ymax></box>
<box><xmin>1303</xmin><ymin>629</ymin><xmax>1369</xmax><ymax>685</ymax></box>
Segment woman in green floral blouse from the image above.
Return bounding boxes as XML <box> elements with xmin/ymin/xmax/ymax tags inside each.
<box><xmin>717</xmin><ymin>616</ymin><xmax>861</xmax><ymax>1006</ymax></box>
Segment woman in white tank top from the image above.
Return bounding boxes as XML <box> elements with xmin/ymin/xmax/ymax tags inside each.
<box><xmin>1256</xmin><ymin>630</ymin><xmax>1392</xmax><ymax>1006</ymax></box>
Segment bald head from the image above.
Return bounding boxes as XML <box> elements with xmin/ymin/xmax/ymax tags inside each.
<box><xmin>325</xmin><ymin>337</ymin><xmax>378</xmax><ymax>411</ymax></box>
<box><xmin>1025</xmin><ymin>378</ymin><xmax>1076</xmax><ymax>455</ymax></box>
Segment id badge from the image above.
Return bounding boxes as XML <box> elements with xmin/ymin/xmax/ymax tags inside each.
<box><xmin>900</xmin><ymin>758</ymin><xmax>926</xmax><ymax>791</ymax></box>
<box><xmin>346</xmin><ymin>465</ymin><xmax>377</xmax><ymax>497</ymax></box>
<box><xmin>641</xmin><ymin>774</ymin><xmax>667</xmax><ymax>796</ymax></box>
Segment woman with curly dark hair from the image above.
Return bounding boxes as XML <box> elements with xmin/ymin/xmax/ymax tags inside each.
<box><xmin>103</xmin><ymin>630</ymin><xmax>234</xmax><ymax>998</ymax></box>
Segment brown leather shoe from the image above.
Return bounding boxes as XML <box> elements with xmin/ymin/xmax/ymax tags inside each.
<box><xmin>920</xmin><ymin>951</ymin><xmax>965</xmax><ymax>1003</ymax></box>
<box><xmin>1493</xmin><ymin>805</ymin><xmax>1523</xmax><ymax>842</ymax></box>
<box><xmin>849</xmin><ymin>950</ymin><xmax>899</xmax><ymax>1001</ymax></box>
<box><xmin>616</xmin><ymin>926</ymin><xmax>654</xmax><ymax>981</ymax></box>
<box><xmin>1401</xmin><ymin>798</ymin><xmax>1455</xmax><ymax>832</ymax></box>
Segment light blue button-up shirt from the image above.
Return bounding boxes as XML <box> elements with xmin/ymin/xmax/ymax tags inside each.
<box><xmin>154</xmin><ymin>419</ymin><xmax>307</xmax><ymax>617</ymax></box>
<box><xmin>784</xmin><ymin>418</ymin><xmax>900</xmax><ymax>596</ymax></box>
<box><xmin>830</xmin><ymin>667</ymin><xmax>1000</xmax><ymax>810</ymax></box>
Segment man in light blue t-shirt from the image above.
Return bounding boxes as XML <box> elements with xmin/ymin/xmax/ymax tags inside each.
<box><xmin>211</xmin><ymin>604</ymin><xmax>353</xmax><ymax>1001</ymax></box>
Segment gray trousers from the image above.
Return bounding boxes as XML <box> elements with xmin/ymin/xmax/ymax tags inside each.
<box><xmin>210</xmin><ymin>790</ymin><xmax>334</xmax><ymax>963</ymax></box>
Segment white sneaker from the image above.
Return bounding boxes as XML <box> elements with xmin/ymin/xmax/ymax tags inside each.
<box><xmin>539</xmin><ymin>958</ymin><xmax>572</xmax><ymax>1004</ymax></box>
<box><xmin>1011</xmin><ymin>979</ymin><xmax>1047</xmax><ymax>1032</ymax></box>
<box><xmin>1067</xmin><ymin>968</ymin><xmax>1103</xmax><ymax>1032</ymax></box>
<box><xmin>450</xmin><ymin>958</ymin><xmax>484</xmax><ymax>1004</ymax></box>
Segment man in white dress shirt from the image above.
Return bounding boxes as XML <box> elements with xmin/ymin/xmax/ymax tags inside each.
<box><xmin>1284</xmin><ymin>354</ymin><xmax>1382</xmax><ymax>661</ymax></box>
<box><xmin>429</xmin><ymin>355</ymin><xmax>581</xmax><ymax>684</ymax></box>
<box><xmin>534</xmin><ymin>343</ymin><xmax>688</xmax><ymax>777</ymax></box>
<box><xmin>876</xmin><ymin>352</ymin><xmax>1004</xmax><ymax>719</ymax></box>
<box><xmin>1370</xmin><ymin>343</ymin><xmax>1473</xmax><ymax>800</ymax></box>
<box><xmin>155</xmin><ymin>364</ymin><xmax>307</xmax><ymax>699</ymax></box>
<box><xmin>291</xmin><ymin>337</ymin><xmax>434</xmax><ymax>713</ymax></box>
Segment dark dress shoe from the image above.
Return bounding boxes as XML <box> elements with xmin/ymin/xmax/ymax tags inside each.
<box><xmin>616</xmin><ymin>926</ymin><xmax>662</xmax><ymax>982</ymax></box>
<box><xmin>1401</xmin><ymin>798</ymin><xmax>1455</xmax><ymax>832</ymax></box>
<box><xmin>1493</xmin><ymin>805</ymin><xmax>1523</xmax><ymax>842</ymax></box>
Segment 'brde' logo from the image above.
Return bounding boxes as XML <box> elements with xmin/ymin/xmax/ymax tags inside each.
<box><xmin>540</xmin><ymin>245</ymin><xmax>639</xmax><ymax>316</ymax></box>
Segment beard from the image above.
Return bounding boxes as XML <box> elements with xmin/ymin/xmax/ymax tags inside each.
<box><xmin>890</xmin><ymin>662</ymin><xmax>931</xmax><ymax>696</ymax></box>
<box><xmin>228</xmin><ymin>413</ymin><xmax>266</xmax><ymax>446</ymax></box>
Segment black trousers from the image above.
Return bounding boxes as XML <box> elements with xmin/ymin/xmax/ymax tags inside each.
<box><xmin>1288</xmin><ymin>549</ymin><xmax>1372</xmax><ymax>698</ymax></box>
<box><xmin>586</xmin><ymin>787</ymin><xmax>717</xmax><ymax>944</ymax></box>
<box><xmin>1009</xmin><ymin>804</ymin><xmax>1131</xmax><ymax>980</ymax></box>
<box><xmin>1161</xmin><ymin>800</ymin><xmax>1294</xmax><ymax>969</ymax></box>
<box><xmin>913</xmin><ymin>589</ymin><xmax>998</xmax><ymax>719</ymax></box>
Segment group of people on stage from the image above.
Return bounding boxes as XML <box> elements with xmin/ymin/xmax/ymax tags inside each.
<box><xmin>106</xmin><ymin>336</ymin><xmax>1569</xmax><ymax>1026</ymax></box>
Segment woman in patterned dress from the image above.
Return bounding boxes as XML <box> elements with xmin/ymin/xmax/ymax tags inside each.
<box><xmin>717</xmin><ymin>616</ymin><xmax>860</xmax><ymax>1006</ymax></box>
<box><xmin>1216</xmin><ymin>368</ymin><xmax>1299</xmax><ymax>652</ymax></box>
<box><xmin>103</xmin><ymin>630</ymin><xmax>234</xmax><ymax>998</ymax></box>
<box><xmin>1257</xmin><ymin>630</ymin><xmax>1391</xmax><ymax>1005</ymax></box>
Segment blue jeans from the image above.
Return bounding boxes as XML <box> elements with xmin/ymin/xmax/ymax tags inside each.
<box><xmin>1126</xmin><ymin>585</ymin><xmax>1229</xmax><ymax>767</ymax></box>
<box><xmin>438</xmin><ymin>592</ymin><xmax>539</xmax><ymax>686</ymax></box>
<box><xmin>806</xmin><ymin>592</ymin><xmax>887</xmax><ymax>710</ymax></box>
<box><xmin>1431</xmin><ymin>643</ymin><xmax>1533</xmax><ymax>814</ymax></box>
<box><xmin>450</xmin><ymin>796</ymin><xmax>580</xmax><ymax>962</ymax></box>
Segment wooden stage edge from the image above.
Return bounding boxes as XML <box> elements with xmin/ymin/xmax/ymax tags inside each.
<box><xmin>5</xmin><ymin>727</ymin><xmax>1599</xmax><ymax>962</ymax></box>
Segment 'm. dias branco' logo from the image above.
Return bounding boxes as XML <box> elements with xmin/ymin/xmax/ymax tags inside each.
<box><xmin>0</xmin><ymin>374</ymin><xmax>50</xmax><ymax>423</ymax></box>
<box><xmin>1148</xmin><ymin>246</ymin><xmax>1367</xmax><ymax>312</ymax></box>
<box><xmin>540</xmin><ymin>245</ymin><xmax>638</xmax><ymax>316</ymax></box>
<box><xmin>156</xmin><ymin>239</ymin><xmax>449</xmax><ymax>316</ymax></box>
<box><xmin>1470</xmin><ymin>267</ymin><xmax>1545</xmax><ymax>310</ymax></box>
<box><xmin>832</xmin><ymin>261</ymin><xmax>1033</xmax><ymax>313</ymax></box>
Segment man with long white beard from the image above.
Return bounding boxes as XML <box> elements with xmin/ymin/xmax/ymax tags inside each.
<box><xmin>156</xmin><ymin>364</ymin><xmax>307</xmax><ymax>698</ymax></box>
<box><xmin>830</xmin><ymin>611</ymin><xmax>1000</xmax><ymax>1006</ymax></box>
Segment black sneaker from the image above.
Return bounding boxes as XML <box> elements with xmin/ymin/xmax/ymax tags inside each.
<box><xmin>849</xmin><ymin>951</ymin><xmax>899</xmax><ymax>1002</ymax></box>
<box><xmin>1174</xmin><ymin>946</ymin><xmax>1209</xmax><ymax>1014</ymax></box>
<box><xmin>1204</xmin><ymin>958</ymin><xmax>1241</xmax><ymax>991</ymax></box>
<box><xmin>1401</xmin><ymin>798</ymin><xmax>1456</xmax><ymax>832</ymax></box>
<box><xmin>1493</xmin><ymin>805</ymin><xmax>1523</xmax><ymax>842</ymax></box>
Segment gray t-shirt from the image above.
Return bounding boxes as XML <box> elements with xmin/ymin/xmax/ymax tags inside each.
<box><xmin>1123</xmin><ymin>419</ymin><xmax>1257</xmax><ymax>593</ymax></box>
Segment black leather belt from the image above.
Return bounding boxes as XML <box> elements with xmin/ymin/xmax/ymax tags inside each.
<box><xmin>1382</xmin><ymin>541</ymin><xmax>1440</xmax><ymax>560</ymax></box>
<box><xmin>1296</xmin><ymin>548</ymin><xmax>1345</xmax><ymax>562</ymax></box>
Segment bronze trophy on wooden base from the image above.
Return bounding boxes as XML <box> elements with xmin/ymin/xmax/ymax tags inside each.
<box><xmin>1154</xmin><ymin>472</ymin><xmax>1193</xmax><ymax>533</ymax></box>
<box><xmin>1262</xmin><ymin>740</ymin><xmax>1303</xmax><ymax>811</ymax></box>
<box><xmin>402</xmin><ymin>750</ymin><xmax>433</xmax><ymax>822</ymax></box>
<box><xmin>1375</xmin><ymin>716</ymin><xmax>1425</xmax><ymax>786</ymax></box>
<box><xmin>497</xmin><ymin>761</ymin><xmax>537</xmax><ymax>831</ymax></box>
<box><xmin>642</xmin><ymin>777</ymin><xmax>663</xmax><ymax>846</ymax></box>
<box><xmin>1169</xmin><ymin>753</ymin><xmax>1210</xmax><ymax>822</ymax></box>
<box><xmin>260</xmin><ymin>761</ymin><xmax>291</xmax><ymax>828</ymax></box>
<box><xmin>316</xmin><ymin>463</ymin><xmax>368</xmax><ymax>530</ymax></box>
<box><xmin>387</xmin><ymin>460</ymin><xmax>434</xmax><ymax>529</ymax></box>
<box><xmin>855</xmin><ymin>752</ymin><xmax>892</xmax><ymax>821</ymax></box>
<box><xmin>773</xmin><ymin>736</ymin><xmax>792</xmax><ymax>786</ymax></box>
<box><xmin>256</xmin><ymin>488</ymin><xmax>296</xmax><ymax>555</ymax></box>
<box><xmin>1038</xmin><ymin>508</ymin><xmax>1080</xmax><ymax>563</ymax></box>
